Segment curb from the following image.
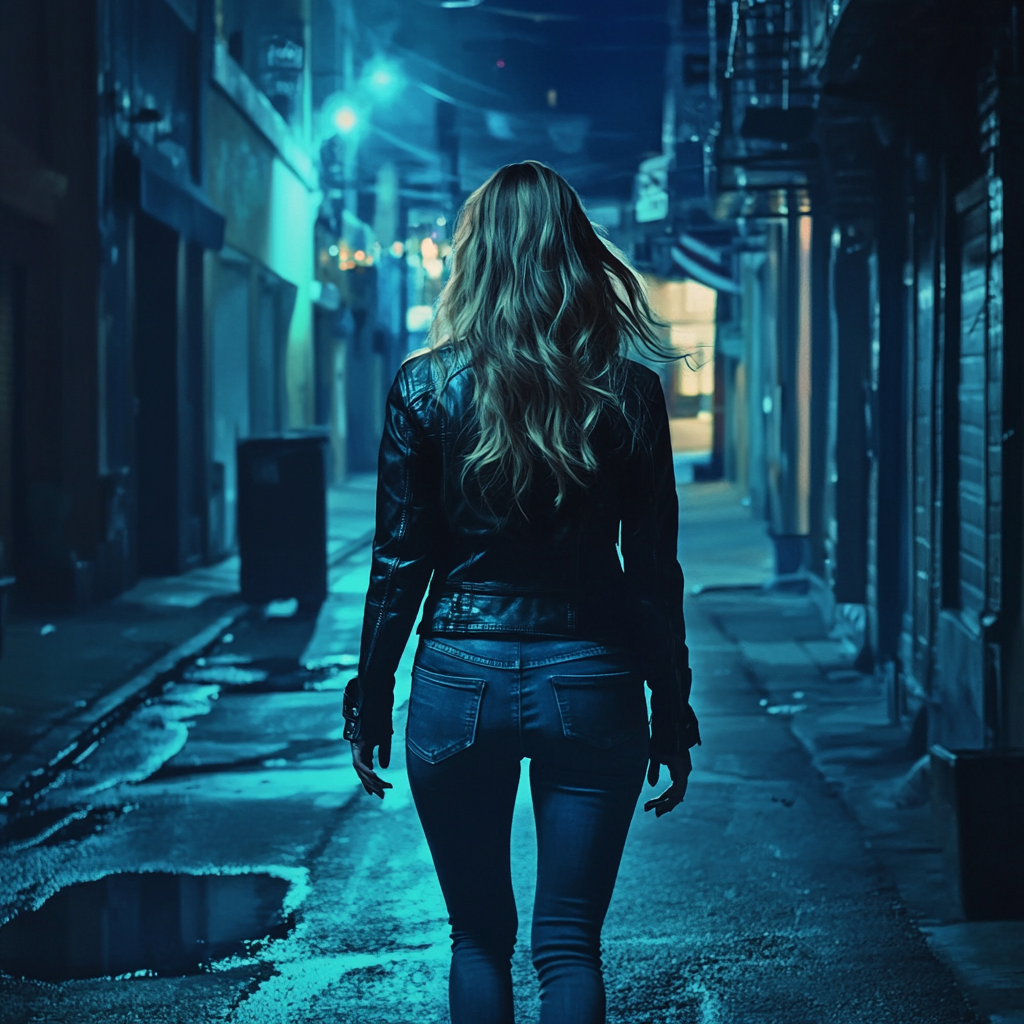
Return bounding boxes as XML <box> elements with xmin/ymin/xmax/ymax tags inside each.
<box><xmin>0</xmin><ymin>605</ymin><xmax>247</xmax><ymax>815</ymax></box>
<box><xmin>0</xmin><ymin>528</ymin><xmax>374</xmax><ymax>818</ymax></box>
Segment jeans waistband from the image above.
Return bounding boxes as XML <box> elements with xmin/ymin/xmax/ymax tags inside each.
<box><xmin>419</xmin><ymin>636</ymin><xmax>627</xmax><ymax>670</ymax></box>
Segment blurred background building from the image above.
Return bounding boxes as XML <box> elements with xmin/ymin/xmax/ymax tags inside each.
<box><xmin>695</xmin><ymin>0</ymin><xmax>1024</xmax><ymax>757</ymax></box>
<box><xmin>0</xmin><ymin>0</ymin><xmax>1021</xmax><ymax>761</ymax></box>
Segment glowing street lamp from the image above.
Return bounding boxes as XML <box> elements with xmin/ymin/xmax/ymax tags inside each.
<box><xmin>320</xmin><ymin>92</ymin><xmax>364</xmax><ymax>140</ymax></box>
<box><xmin>333</xmin><ymin>104</ymin><xmax>359</xmax><ymax>134</ymax></box>
<box><xmin>362</xmin><ymin>57</ymin><xmax>404</xmax><ymax>103</ymax></box>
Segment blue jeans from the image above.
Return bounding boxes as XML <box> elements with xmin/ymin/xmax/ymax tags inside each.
<box><xmin>406</xmin><ymin>636</ymin><xmax>650</xmax><ymax>1024</ymax></box>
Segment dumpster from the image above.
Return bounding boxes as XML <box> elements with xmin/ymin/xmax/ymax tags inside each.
<box><xmin>237</xmin><ymin>433</ymin><xmax>328</xmax><ymax>609</ymax></box>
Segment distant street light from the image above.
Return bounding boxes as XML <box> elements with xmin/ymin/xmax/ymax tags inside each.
<box><xmin>320</xmin><ymin>92</ymin><xmax>364</xmax><ymax>140</ymax></box>
<box><xmin>316</xmin><ymin>52</ymin><xmax>404</xmax><ymax>245</ymax></box>
<box><xmin>362</xmin><ymin>56</ymin><xmax>405</xmax><ymax>103</ymax></box>
<box><xmin>333</xmin><ymin>105</ymin><xmax>359</xmax><ymax>134</ymax></box>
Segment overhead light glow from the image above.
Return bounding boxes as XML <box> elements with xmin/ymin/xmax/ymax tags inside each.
<box><xmin>333</xmin><ymin>105</ymin><xmax>358</xmax><ymax>133</ymax></box>
<box><xmin>362</xmin><ymin>57</ymin><xmax>404</xmax><ymax>102</ymax></box>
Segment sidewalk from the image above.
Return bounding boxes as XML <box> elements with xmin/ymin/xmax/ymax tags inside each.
<box><xmin>0</xmin><ymin>475</ymin><xmax>377</xmax><ymax>807</ymax></box>
<box><xmin>680</xmin><ymin>481</ymin><xmax>1024</xmax><ymax>1024</ymax></box>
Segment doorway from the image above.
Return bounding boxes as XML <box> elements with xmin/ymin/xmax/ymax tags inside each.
<box><xmin>133</xmin><ymin>213</ymin><xmax>205</xmax><ymax>576</ymax></box>
<box><xmin>250</xmin><ymin>269</ymin><xmax>296</xmax><ymax>437</ymax></box>
<box><xmin>209</xmin><ymin>254</ymin><xmax>251</xmax><ymax>557</ymax></box>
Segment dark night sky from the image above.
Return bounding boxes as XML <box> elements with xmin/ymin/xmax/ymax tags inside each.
<box><xmin>354</xmin><ymin>0</ymin><xmax>670</xmax><ymax>204</ymax></box>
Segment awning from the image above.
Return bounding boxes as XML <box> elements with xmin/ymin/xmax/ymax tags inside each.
<box><xmin>114</xmin><ymin>144</ymin><xmax>225</xmax><ymax>251</ymax></box>
<box><xmin>670</xmin><ymin>234</ymin><xmax>740</xmax><ymax>293</ymax></box>
<box><xmin>140</xmin><ymin>165</ymin><xmax>225</xmax><ymax>251</ymax></box>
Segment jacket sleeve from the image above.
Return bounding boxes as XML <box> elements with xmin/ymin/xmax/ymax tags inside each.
<box><xmin>343</xmin><ymin>366</ymin><xmax>439</xmax><ymax>745</ymax></box>
<box><xmin>620</xmin><ymin>372</ymin><xmax>701</xmax><ymax>758</ymax></box>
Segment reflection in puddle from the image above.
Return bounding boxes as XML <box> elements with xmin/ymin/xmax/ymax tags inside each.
<box><xmin>0</xmin><ymin>872</ymin><xmax>293</xmax><ymax>980</ymax></box>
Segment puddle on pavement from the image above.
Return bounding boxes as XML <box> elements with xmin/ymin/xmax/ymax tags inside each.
<box><xmin>0</xmin><ymin>871</ymin><xmax>293</xmax><ymax>980</ymax></box>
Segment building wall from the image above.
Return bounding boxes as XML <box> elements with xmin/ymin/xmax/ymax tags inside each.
<box><xmin>205</xmin><ymin>87</ymin><xmax>315</xmax><ymax>431</ymax></box>
<box><xmin>818</xmin><ymin>1</ymin><xmax>1024</xmax><ymax>748</ymax></box>
<box><xmin>0</xmin><ymin>0</ymin><xmax>100</xmax><ymax>603</ymax></box>
<box><xmin>709</xmin><ymin>0</ymin><xmax>1024</xmax><ymax>751</ymax></box>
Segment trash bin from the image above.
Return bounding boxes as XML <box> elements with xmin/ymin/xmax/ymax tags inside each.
<box><xmin>237</xmin><ymin>433</ymin><xmax>328</xmax><ymax>609</ymax></box>
<box><xmin>931</xmin><ymin>745</ymin><xmax>1024</xmax><ymax>919</ymax></box>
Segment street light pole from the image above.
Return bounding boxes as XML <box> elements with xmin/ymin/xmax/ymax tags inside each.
<box><xmin>341</xmin><ymin>0</ymin><xmax>357</xmax><ymax>243</ymax></box>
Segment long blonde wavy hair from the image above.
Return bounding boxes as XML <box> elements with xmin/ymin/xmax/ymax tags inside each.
<box><xmin>429</xmin><ymin>160</ymin><xmax>668</xmax><ymax>512</ymax></box>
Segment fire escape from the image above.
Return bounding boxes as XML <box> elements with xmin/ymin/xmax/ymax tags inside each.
<box><xmin>708</xmin><ymin>0</ymin><xmax>826</xmax><ymax>219</ymax></box>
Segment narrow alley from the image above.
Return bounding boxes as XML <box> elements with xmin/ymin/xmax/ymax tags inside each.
<box><xmin>0</xmin><ymin>480</ymin><xmax>1013</xmax><ymax>1022</ymax></box>
<box><xmin>2</xmin><ymin>0</ymin><xmax>1024</xmax><ymax>1019</ymax></box>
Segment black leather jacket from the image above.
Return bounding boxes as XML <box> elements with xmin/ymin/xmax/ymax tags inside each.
<box><xmin>342</xmin><ymin>349</ymin><xmax>700</xmax><ymax>758</ymax></box>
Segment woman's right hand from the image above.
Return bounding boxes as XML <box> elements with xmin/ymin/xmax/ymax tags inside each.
<box><xmin>643</xmin><ymin>748</ymin><xmax>692</xmax><ymax>817</ymax></box>
<box><xmin>351</xmin><ymin>736</ymin><xmax>394</xmax><ymax>799</ymax></box>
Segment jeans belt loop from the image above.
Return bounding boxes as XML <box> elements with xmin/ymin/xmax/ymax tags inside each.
<box><xmin>456</xmin><ymin>590</ymin><xmax>472</xmax><ymax>626</ymax></box>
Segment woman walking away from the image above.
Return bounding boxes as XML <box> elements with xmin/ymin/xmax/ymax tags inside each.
<box><xmin>343</xmin><ymin>160</ymin><xmax>700</xmax><ymax>1024</ymax></box>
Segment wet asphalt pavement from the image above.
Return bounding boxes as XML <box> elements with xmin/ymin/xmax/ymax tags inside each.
<box><xmin>0</xmin><ymin>524</ymin><xmax>983</xmax><ymax>1022</ymax></box>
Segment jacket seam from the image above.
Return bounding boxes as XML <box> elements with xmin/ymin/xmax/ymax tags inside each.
<box><xmin>362</xmin><ymin>374</ymin><xmax>415</xmax><ymax>676</ymax></box>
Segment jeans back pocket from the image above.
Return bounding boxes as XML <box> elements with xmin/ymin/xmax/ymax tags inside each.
<box><xmin>550</xmin><ymin>671</ymin><xmax>648</xmax><ymax>749</ymax></box>
<box><xmin>407</xmin><ymin>667</ymin><xmax>486</xmax><ymax>764</ymax></box>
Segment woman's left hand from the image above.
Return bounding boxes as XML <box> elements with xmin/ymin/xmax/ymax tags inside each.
<box><xmin>643</xmin><ymin>748</ymin><xmax>692</xmax><ymax>817</ymax></box>
<box><xmin>351</xmin><ymin>737</ymin><xmax>393</xmax><ymax>799</ymax></box>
